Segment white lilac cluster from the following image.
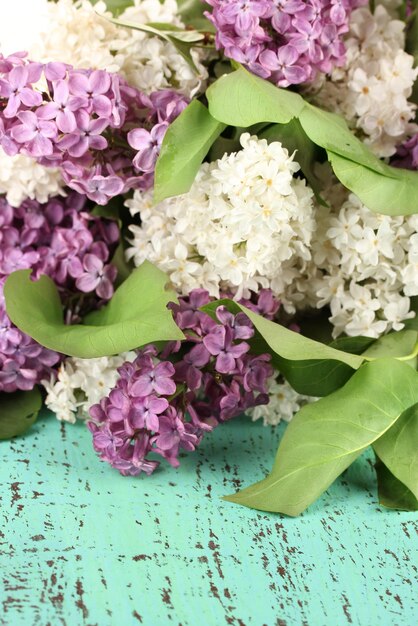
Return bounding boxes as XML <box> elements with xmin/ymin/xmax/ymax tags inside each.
<box><xmin>246</xmin><ymin>377</ymin><xmax>314</xmax><ymax>427</ymax></box>
<box><xmin>126</xmin><ymin>133</ymin><xmax>315</xmax><ymax>308</ymax></box>
<box><xmin>43</xmin><ymin>352</ymin><xmax>136</xmax><ymax>423</ymax></box>
<box><xmin>0</xmin><ymin>148</ymin><xmax>64</xmax><ymax>208</ymax></box>
<box><xmin>301</xmin><ymin>180</ymin><xmax>418</xmax><ymax>338</ymax></box>
<box><xmin>312</xmin><ymin>4</ymin><xmax>418</xmax><ymax>157</ymax></box>
<box><xmin>25</xmin><ymin>0</ymin><xmax>205</xmax><ymax>96</ymax></box>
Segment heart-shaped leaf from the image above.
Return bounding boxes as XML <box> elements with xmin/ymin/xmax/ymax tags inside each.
<box><xmin>328</xmin><ymin>151</ymin><xmax>418</xmax><ymax>216</ymax></box>
<box><xmin>207</xmin><ymin>67</ymin><xmax>305</xmax><ymax>127</ymax></box>
<box><xmin>373</xmin><ymin>403</ymin><xmax>418</xmax><ymax>500</ymax></box>
<box><xmin>224</xmin><ymin>359</ymin><xmax>418</xmax><ymax>516</ymax></box>
<box><xmin>375</xmin><ymin>458</ymin><xmax>418</xmax><ymax>511</ymax></box>
<box><xmin>0</xmin><ymin>387</ymin><xmax>42</xmax><ymax>440</ymax></box>
<box><xmin>4</xmin><ymin>262</ymin><xmax>184</xmax><ymax>358</ymax></box>
<box><xmin>154</xmin><ymin>100</ymin><xmax>226</xmax><ymax>203</ymax></box>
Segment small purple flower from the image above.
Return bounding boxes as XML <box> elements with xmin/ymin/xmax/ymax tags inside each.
<box><xmin>0</xmin><ymin>64</ymin><xmax>42</xmax><ymax>117</ymax></box>
<box><xmin>130</xmin><ymin>361</ymin><xmax>176</xmax><ymax>397</ymax></box>
<box><xmin>37</xmin><ymin>80</ymin><xmax>85</xmax><ymax>133</ymax></box>
<box><xmin>203</xmin><ymin>325</ymin><xmax>250</xmax><ymax>373</ymax></box>
<box><xmin>76</xmin><ymin>254</ymin><xmax>117</xmax><ymax>300</ymax></box>
<box><xmin>128</xmin><ymin>123</ymin><xmax>168</xmax><ymax>173</ymax></box>
<box><xmin>11</xmin><ymin>111</ymin><xmax>57</xmax><ymax>157</ymax></box>
<box><xmin>68</xmin><ymin>70</ymin><xmax>112</xmax><ymax>117</ymax></box>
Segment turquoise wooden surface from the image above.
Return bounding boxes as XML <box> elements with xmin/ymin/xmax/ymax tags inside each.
<box><xmin>0</xmin><ymin>411</ymin><xmax>417</xmax><ymax>626</ymax></box>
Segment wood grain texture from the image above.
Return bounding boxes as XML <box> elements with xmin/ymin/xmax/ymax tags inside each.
<box><xmin>0</xmin><ymin>411</ymin><xmax>417</xmax><ymax>626</ymax></box>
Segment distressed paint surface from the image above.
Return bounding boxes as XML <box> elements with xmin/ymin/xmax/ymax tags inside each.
<box><xmin>0</xmin><ymin>411</ymin><xmax>417</xmax><ymax>626</ymax></box>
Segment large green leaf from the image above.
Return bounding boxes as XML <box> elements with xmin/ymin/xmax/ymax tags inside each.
<box><xmin>375</xmin><ymin>458</ymin><xmax>418</xmax><ymax>511</ymax></box>
<box><xmin>223</xmin><ymin>358</ymin><xmax>418</xmax><ymax>516</ymax></box>
<box><xmin>154</xmin><ymin>100</ymin><xmax>226</xmax><ymax>203</ymax></box>
<box><xmin>373</xmin><ymin>403</ymin><xmax>418</xmax><ymax>500</ymax></box>
<box><xmin>4</xmin><ymin>262</ymin><xmax>184</xmax><ymax>358</ymax></box>
<box><xmin>0</xmin><ymin>388</ymin><xmax>42</xmax><ymax>440</ymax></box>
<box><xmin>328</xmin><ymin>151</ymin><xmax>418</xmax><ymax>216</ymax></box>
<box><xmin>207</xmin><ymin>68</ymin><xmax>305</xmax><ymax>127</ymax></box>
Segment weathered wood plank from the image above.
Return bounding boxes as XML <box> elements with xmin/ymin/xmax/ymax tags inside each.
<box><xmin>0</xmin><ymin>412</ymin><xmax>417</xmax><ymax>625</ymax></box>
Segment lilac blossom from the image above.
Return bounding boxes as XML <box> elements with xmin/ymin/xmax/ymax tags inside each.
<box><xmin>205</xmin><ymin>0</ymin><xmax>368</xmax><ymax>87</ymax></box>
<box><xmin>0</xmin><ymin>53</ymin><xmax>188</xmax><ymax>204</ymax></box>
<box><xmin>88</xmin><ymin>289</ymin><xmax>280</xmax><ymax>476</ymax></box>
<box><xmin>0</xmin><ymin>193</ymin><xmax>119</xmax><ymax>393</ymax></box>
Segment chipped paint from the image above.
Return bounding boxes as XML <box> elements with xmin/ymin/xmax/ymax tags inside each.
<box><xmin>0</xmin><ymin>412</ymin><xmax>417</xmax><ymax>625</ymax></box>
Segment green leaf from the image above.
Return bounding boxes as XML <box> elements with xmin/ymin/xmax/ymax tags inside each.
<box><xmin>260</xmin><ymin>120</ymin><xmax>325</xmax><ymax>203</ymax></box>
<box><xmin>224</xmin><ymin>358</ymin><xmax>418</xmax><ymax>516</ymax></box>
<box><xmin>328</xmin><ymin>151</ymin><xmax>418</xmax><ymax>216</ymax></box>
<box><xmin>0</xmin><ymin>388</ymin><xmax>42</xmax><ymax>440</ymax></box>
<box><xmin>373</xmin><ymin>403</ymin><xmax>418</xmax><ymax>500</ymax></box>
<box><xmin>4</xmin><ymin>262</ymin><xmax>184</xmax><ymax>358</ymax></box>
<box><xmin>109</xmin><ymin>17</ymin><xmax>204</xmax><ymax>72</ymax></box>
<box><xmin>375</xmin><ymin>458</ymin><xmax>418</xmax><ymax>511</ymax></box>
<box><xmin>362</xmin><ymin>329</ymin><xmax>418</xmax><ymax>366</ymax></box>
<box><xmin>298</xmin><ymin>104</ymin><xmax>388</xmax><ymax>175</ymax></box>
<box><xmin>154</xmin><ymin>100</ymin><xmax>226</xmax><ymax>203</ymax></box>
<box><xmin>207</xmin><ymin>67</ymin><xmax>305</xmax><ymax>127</ymax></box>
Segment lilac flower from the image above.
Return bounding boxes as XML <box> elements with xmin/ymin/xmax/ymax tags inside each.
<box><xmin>203</xmin><ymin>325</ymin><xmax>250</xmax><ymax>373</ymax></box>
<box><xmin>0</xmin><ymin>64</ymin><xmax>42</xmax><ymax>117</ymax></box>
<box><xmin>205</xmin><ymin>0</ymin><xmax>368</xmax><ymax>87</ymax></box>
<box><xmin>57</xmin><ymin>111</ymin><xmax>108</xmax><ymax>158</ymax></box>
<box><xmin>0</xmin><ymin>54</ymin><xmax>189</xmax><ymax>203</ymax></box>
<box><xmin>130</xmin><ymin>361</ymin><xmax>176</xmax><ymax>397</ymax></box>
<box><xmin>37</xmin><ymin>80</ymin><xmax>84</xmax><ymax>133</ymax></box>
<box><xmin>76</xmin><ymin>254</ymin><xmax>117</xmax><ymax>300</ymax></box>
<box><xmin>11</xmin><ymin>111</ymin><xmax>57</xmax><ymax>157</ymax></box>
<box><xmin>88</xmin><ymin>289</ymin><xmax>280</xmax><ymax>475</ymax></box>
<box><xmin>128</xmin><ymin>123</ymin><xmax>168</xmax><ymax>173</ymax></box>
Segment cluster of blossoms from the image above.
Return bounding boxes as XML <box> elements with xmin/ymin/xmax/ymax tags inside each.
<box><xmin>127</xmin><ymin>134</ymin><xmax>315</xmax><ymax>309</ymax></box>
<box><xmin>0</xmin><ymin>193</ymin><xmax>119</xmax><ymax>392</ymax></box>
<box><xmin>297</xmin><ymin>177</ymin><xmax>418</xmax><ymax>337</ymax></box>
<box><xmin>312</xmin><ymin>5</ymin><xmax>418</xmax><ymax>157</ymax></box>
<box><xmin>43</xmin><ymin>352</ymin><xmax>137</xmax><ymax>423</ymax></box>
<box><xmin>88</xmin><ymin>289</ymin><xmax>279</xmax><ymax>475</ymax></box>
<box><xmin>0</xmin><ymin>53</ymin><xmax>188</xmax><ymax>204</ymax></box>
<box><xmin>205</xmin><ymin>0</ymin><xmax>367</xmax><ymax>87</ymax></box>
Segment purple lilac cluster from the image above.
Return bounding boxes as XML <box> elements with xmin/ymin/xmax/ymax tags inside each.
<box><xmin>204</xmin><ymin>0</ymin><xmax>367</xmax><ymax>87</ymax></box>
<box><xmin>0</xmin><ymin>53</ymin><xmax>188</xmax><ymax>204</ymax></box>
<box><xmin>88</xmin><ymin>289</ymin><xmax>280</xmax><ymax>476</ymax></box>
<box><xmin>393</xmin><ymin>134</ymin><xmax>418</xmax><ymax>170</ymax></box>
<box><xmin>0</xmin><ymin>193</ymin><xmax>119</xmax><ymax>392</ymax></box>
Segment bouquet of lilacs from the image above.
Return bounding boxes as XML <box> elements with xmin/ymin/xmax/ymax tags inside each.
<box><xmin>1</xmin><ymin>0</ymin><xmax>418</xmax><ymax>516</ymax></box>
